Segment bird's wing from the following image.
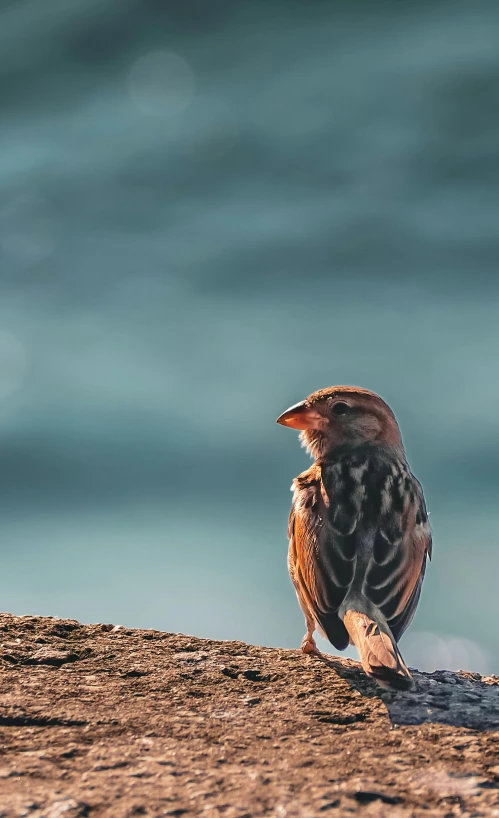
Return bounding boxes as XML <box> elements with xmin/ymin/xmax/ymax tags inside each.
<box><xmin>379</xmin><ymin>473</ymin><xmax>432</xmax><ymax>642</ymax></box>
<box><xmin>288</xmin><ymin>465</ymin><xmax>351</xmax><ymax>650</ymax></box>
<box><xmin>388</xmin><ymin>557</ymin><xmax>426</xmax><ymax>643</ymax></box>
<box><xmin>359</xmin><ymin>466</ymin><xmax>432</xmax><ymax>642</ymax></box>
<box><xmin>290</xmin><ymin>456</ymin><xmax>431</xmax><ymax>649</ymax></box>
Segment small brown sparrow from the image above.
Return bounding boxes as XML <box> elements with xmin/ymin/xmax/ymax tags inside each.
<box><xmin>277</xmin><ymin>386</ymin><xmax>431</xmax><ymax>691</ymax></box>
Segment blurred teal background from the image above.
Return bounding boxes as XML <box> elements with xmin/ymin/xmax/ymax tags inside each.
<box><xmin>0</xmin><ymin>0</ymin><xmax>498</xmax><ymax>674</ymax></box>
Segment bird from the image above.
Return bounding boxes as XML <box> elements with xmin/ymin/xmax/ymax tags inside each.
<box><xmin>277</xmin><ymin>385</ymin><xmax>431</xmax><ymax>691</ymax></box>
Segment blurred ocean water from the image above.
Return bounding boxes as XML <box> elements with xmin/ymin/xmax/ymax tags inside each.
<box><xmin>0</xmin><ymin>0</ymin><xmax>498</xmax><ymax>673</ymax></box>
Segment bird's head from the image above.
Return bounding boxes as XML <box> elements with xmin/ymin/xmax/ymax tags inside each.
<box><xmin>277</xmin><ymin>386</ymin><xmax>403</xmax><ymax>459</ymax></box>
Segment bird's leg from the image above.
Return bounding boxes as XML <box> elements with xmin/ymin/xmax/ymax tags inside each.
<box><xmin>300</xmin><ymin>614</ymin><xmax>322</xmax><ymax>657</ymax></box>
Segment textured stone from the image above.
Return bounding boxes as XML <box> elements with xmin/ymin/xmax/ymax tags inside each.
<box><xmin>0</xmin><ymin>613</ymin><xmax>498</xmax><ymax>817</ymax></box>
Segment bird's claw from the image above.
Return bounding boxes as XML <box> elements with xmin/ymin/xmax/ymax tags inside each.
<box><xmin>300</xmin><ymin>637</ymin><xmax>322</xmax><ymax>657</ymax></box>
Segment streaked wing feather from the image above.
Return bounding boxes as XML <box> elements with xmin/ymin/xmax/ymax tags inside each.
<box><xmin>288</xmin><ymin>469</ymin><xmax>350</xmax><ymax>650</ymax></box>
<box><xmin>288</xmin><ymin>454</ymin><xmax>430</xmax><ymax>652</ymax></box>
<box><xmin>364</xmin><ymin>471</ymin><xmax>431</xmax><ymax>638</ymax></box>
<box><xmin>389</xmin><ymin>558</ymin><xmax>427</xmax><ymax>642</ymax></box>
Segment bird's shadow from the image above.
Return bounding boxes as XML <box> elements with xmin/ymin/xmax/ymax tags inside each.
<box><xmin>316</xmin><ymin>653</ymin><xmax>499</xmax><ymax>731</ymax></box>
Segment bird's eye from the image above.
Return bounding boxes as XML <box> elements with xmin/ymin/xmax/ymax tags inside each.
<box><xmin>332</xmin><ymin>402</ymin><xmax>350</xmax><ymax>415</ymax></box>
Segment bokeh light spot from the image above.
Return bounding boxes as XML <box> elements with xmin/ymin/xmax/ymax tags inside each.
<box><xmin>403</xmin><ymin>630</ymin><xmax>493</xmax><ymax>675</ymax></box>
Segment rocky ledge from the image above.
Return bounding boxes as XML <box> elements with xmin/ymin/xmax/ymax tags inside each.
<box><xmin>0</xmin><ymin>614</ymin><xmax>498</xmax><ymax>817</ymax></box>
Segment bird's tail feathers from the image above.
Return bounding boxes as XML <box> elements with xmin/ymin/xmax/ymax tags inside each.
<box><xmin>341</xmin><ymin>607</ymin><xmax>414</xmax><ymax>692</ymax></box>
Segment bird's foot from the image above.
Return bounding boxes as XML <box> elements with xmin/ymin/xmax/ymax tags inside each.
<box><xmin>300</xmin><ymin>636</ymin><xmax>322</xmax><ymax>657</ymax></box>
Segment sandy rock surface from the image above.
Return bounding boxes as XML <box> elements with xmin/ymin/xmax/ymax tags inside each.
<box><xmin>0</xmin><ymin>613</ymin><xmax>498</xmax><ymax>817</ymax></box>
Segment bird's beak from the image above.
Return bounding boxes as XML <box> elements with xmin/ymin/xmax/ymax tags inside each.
<box><xmin>276</xmin><ymin>401</ymin><xmax>325</xmax><ymax>430</ymax></box>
